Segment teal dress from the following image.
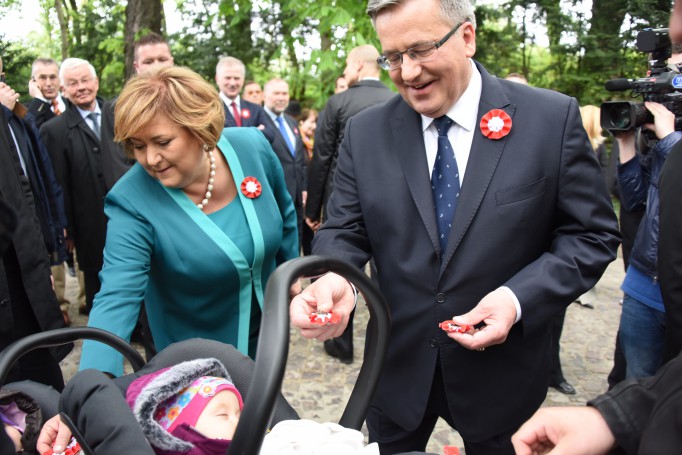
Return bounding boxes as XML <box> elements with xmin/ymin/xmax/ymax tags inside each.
<box><xmin>80</xmin><ymin>128</ymin><xmax>298</xmax><ymax>376</ymax></box>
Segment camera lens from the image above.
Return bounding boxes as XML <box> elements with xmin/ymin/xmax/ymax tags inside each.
<box><xmin>610</xmin><ymin>105</ymin><xmax>632</xmax><ymax>129</ymax></box>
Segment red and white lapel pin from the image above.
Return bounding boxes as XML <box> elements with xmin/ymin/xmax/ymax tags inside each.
<box><xmin>479</xmin><ymin>109</ymin><xmax>512</xmax><ymax>140</ymax></box>
<box><xmin>241</xmin><ymin>176</ymin><xmax>262</xmax><ymax>199</ymax></box>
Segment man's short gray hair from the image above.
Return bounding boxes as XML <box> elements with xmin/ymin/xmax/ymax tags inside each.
<box><xmin>366</xmin><ymin>0</ymin><xmax>476</xmax><ymax>29</ymax></box>
<box><xmin>216</xmin><ymin>56</ymin><xmax>246</xmax><ymax>77</ymax></box>
<box><xmin>59</xmin><ymin>58</ymin><xmax>97</xmax><ymax>85</ymax></box>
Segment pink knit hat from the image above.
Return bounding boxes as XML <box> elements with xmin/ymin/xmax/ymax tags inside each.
<box><xmin>126</xmin><ymin>358</ymin><xmax>243</xmax><ymax>453</ymax></box>
<box><xmin>155</xmin><ymin>375</ymin><xmax>243</xmax><ymax>432</ymax></box>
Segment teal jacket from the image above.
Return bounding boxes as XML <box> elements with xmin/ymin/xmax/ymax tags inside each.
<box><xmin>80</xmin><ymin>128</ymin><xmax>298</xmax><ymax>376</ymax></box>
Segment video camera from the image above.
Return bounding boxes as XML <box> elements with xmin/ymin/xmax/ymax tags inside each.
<box><xmin>601</xmin><ymin>28</ymin><xmax>682</xmax><ymax>132</ymax></box>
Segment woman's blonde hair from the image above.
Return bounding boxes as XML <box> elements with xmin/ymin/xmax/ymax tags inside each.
<box><xmin>579</xmin><ymin>105</ymin><xmax>605</xmax><ymax>151</ymax></box>
<box><xmin>114</xmin><ymin>66</ymin><xmax>225</xmax><ymax>157</ymax></box>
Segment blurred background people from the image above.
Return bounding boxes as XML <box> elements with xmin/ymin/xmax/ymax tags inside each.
<box><xmin>242</xmin><ymin>80</ymin><xmax>263</xmax><ymax>105</ymax></box>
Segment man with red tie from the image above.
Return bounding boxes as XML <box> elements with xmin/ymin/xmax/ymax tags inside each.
<box><xmin>214</xmin><ymin>56</ymin><xmax>272</xmax><ymax>139</ymax></box>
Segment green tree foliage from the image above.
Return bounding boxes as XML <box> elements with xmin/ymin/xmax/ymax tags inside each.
<box><xmin>0</xmin><ymin>0</ymin><xmax>676</xmax><ymax>107</ymax></box>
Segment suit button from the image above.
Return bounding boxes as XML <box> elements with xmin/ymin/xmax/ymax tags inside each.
<box><xmin>0</xmin><ymin>299</ymin><xmax>7</xmax><ymax>307</ymax></box>
<box><xmin>429</xmin><ymin>339</ymin><xmax>438</xmax><ymax>348</ymax></box>
<box><xmin>436</xmin><ymin>293</ymin><xmax>446</xmax><ymax>303</ymax></box>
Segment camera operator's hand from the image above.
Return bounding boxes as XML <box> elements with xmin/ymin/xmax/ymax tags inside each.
<box><xmin>644</xmin><ymin>101</ymin><xmax>675</xmax><ymax>140</ymax></box>
<box><xmin>613</xmin><ymin>129</ymin><xmax>636</xmax><ymax>164</ymax></box>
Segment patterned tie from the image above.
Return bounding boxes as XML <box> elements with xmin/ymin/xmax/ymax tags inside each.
<box><xmin>231</xmin><ymin>101</ymin><xmax>242</xmax><ymax>127</ymax></box>
<box><xmin>52</xmin><ymin>98</ymin><xmax>61</xmax><ymax>116</ymax></box>
<box><xmin>88</xmin><ymin>112</ymin><xmax>100</xmax><ymax>140</ymax></box>
<box><xmin>277</xmin><ymin>116</ymin><xmax>295</xmax><ymax>156</ymax></box>
<box><xmin>431</xmin><ymin>116</ymin><xmax>460</xmax><ymax>255</ymax></box>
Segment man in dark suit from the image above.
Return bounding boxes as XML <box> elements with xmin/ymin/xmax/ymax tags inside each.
<box><xmin>101</xmin><ymin>32</ymin><xmax>174</xmax><ymax>191</ymax></box>
<box><xmin>27</xmin><ymin>58</ymin><xmax>66</xmax><ymax>129</ymax></box>
<box><xmin>262</xmin><ymin>77</ymin><xmax>308</xmax><ymax>241</ymax></box>
<box><xmin>290</xmin><ymin>0</ymin><xmax>620</xmax><ymax>453</ymax></box>
<box><xmin>40</xmin><ymin>58</ymin><xmax>107</xmax><ymax>315</ymax></box>
<box><xmin>215</xmin><ymin>56</ymin><xmax>271</xmax><ymax>138</ymax></box>
<box><xmin>0</xmin><ymin>97</ymin><xmax>71</xmax><ymax>391</ymax></box>
<box><xmin>306</xmin><ymin>44</ymin><xmax>394</xmax><ymax>363</ymax></box>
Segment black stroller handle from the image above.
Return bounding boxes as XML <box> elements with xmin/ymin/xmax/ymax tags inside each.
<box><xmin>0</xmin><ymin>327</ymin><xmax>146</xmax><ymax>386</ymax></box>
<box><xmin>229</xmin><ymin>255</ymin><xmax>391</xmax><ymax>455</ymax></box>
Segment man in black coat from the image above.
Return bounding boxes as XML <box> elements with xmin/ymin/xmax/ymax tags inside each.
<box><xmin>40</xmin><ymin>58</ymin><xmax>107</xmax><ymax>314</ymax></box>
<box><xmin>0</xmin><ymin>102</ymin><xmax>71</xmax><ymax>391</ymax></box>
<box><xmin>305</xmin><ymin>44</ymin><xmax>394</xmax><ymax>363</ymax></box>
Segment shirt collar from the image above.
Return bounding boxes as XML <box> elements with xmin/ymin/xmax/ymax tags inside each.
<box><xmin>220</xmin><ymin>92</ymin><xmax>240</xmax><ymax>108</ymax></box>
<box><xmin>76</xmin><ymin>102</ymin><xmax>101</xmax><ymax>120</ymax></box>
<box><xmin>421</xmin><ymin>59</ymin><xmax>482</xmax><ymax>133</ymax></box>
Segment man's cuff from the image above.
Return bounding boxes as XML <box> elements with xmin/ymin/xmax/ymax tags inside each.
<box><xmin>498</xmin><ymin>286</ymin><xmax>521</xmax><ymax>323</ymax></box>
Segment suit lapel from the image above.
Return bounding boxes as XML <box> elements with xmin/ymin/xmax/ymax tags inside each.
<box><xmin>390</xmin><ymin>101</ymin><xmax>442</xmax><ymax>254</ymax></box>
<box><xmin>440</xmin><ymin>63</ymin><xmax>515</xmax><ymax>271</ymax></box>
<box><xmin>223</xmin><ymin>102</ymin><xmax>237</xmax><ymax>128</ymax></box>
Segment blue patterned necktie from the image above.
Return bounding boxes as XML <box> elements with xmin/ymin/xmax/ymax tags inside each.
<box><xmin>277</xmin><ymin>116</ymin><xmax>295</xmax><ymax>156</ymax></box>
<box><xmin>431</xmin><ymin>116</ymin><xmax>460</xmax><ymax>255</ymax></box>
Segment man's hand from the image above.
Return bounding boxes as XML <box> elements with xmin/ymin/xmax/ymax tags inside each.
<box><xmin>37</xmin><ymin>414</ymin><xmax>73</xmax><ymax>454</ymax></box>
<box><xmin>28</xmin><ymin>77</ymin><xmax>44</xmax><ymax>99</ymax></box>
<box><xmin>643</xmin><ymin>101</ymin><xmax>675</xmax><ymax>140</ymax></box>
<box><xmin>305</xmin><ymin>216</ymin><xmax>321</xmax><ymax>231</ymax></box>
<box><xmin>511</xmin><ymin>406</ymin><xmax>617</xmax><ymax>455</ymax></box>
<box><xmin>446</xmin><ymin>289</ymin><xmax>516</xmax><ymax>350</ymax></box>
<box><xmin>290</xmin><ymin>272</ymin><xmax>355</xmax><ymax>340</ymax></box>
<box><xmin>0</xmin><ymin>82</ymin><xmax>21</xmax><ymax>110</ymax></box>
<box><xmin>613</xmin><ymin>129</ymin><xmax>636</xmax><ymax>164</ymax></box>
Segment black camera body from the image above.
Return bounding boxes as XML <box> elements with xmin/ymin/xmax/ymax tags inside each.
<box><xmin>601</xmin><ymin>28</ymin><xmax>682</xmax><ymax>132</ymax></box>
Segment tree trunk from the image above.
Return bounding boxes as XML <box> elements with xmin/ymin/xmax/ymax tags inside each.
<box><xmin>124</xmin><ymin>0</ymin><xmax>163</xmax><ymax>78</ymax></box>
<box><xmin>54</xmin><ymin>0</ymin><xmax>69</xmax><ymax>59</ymax></box>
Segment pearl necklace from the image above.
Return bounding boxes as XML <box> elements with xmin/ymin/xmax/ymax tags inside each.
<box><xmin>197</xmin><ymin>150</ymin><xmax>216</xmax><ymax>210</ymax></box>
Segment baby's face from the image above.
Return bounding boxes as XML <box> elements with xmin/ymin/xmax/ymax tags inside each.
<box><xmin>194</xmin><ymin>390</ymin><xmax>241</xmax><ymax>440</ymax></box>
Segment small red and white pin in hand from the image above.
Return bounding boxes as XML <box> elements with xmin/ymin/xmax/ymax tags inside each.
<box><xmin>309</xmin><ymin>311</ymin><xmax>341</xmax><ymax>325</ymax></box>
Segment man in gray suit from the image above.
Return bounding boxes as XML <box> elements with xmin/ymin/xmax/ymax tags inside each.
<box><xmin>306</xmin><ymin>44</ymin><xmax>394</xmax><ymax>363</ymax></box>
<box><xmin>290</xmin><ymin>0</ymin><xmax>620</xmax><ymax>453</ymax></box>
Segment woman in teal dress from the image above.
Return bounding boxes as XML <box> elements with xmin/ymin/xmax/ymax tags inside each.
<box><xmin>80</xmin><ymin>67</ymin><xmax>299</xmax><ymax>376</ymax></box>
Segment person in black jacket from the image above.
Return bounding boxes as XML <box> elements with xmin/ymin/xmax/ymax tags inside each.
<box><xmin>512</xmin><ymin>348</ymin><xmax>682</xmax><ymax>455</ymax></box>
<box><xmin>304</xmin><ymin>45</ymin><xmax>394</xmax><ymax>363</ymax></box>
<box><xmin>40</xmin><ymin>58</ymin><xmax>108</xmax><ymax>315</ymax></box>
<box><xmin>0</xmin><ymin>102</ymin><xmax>71</xmax><ymax>391</ymax></box>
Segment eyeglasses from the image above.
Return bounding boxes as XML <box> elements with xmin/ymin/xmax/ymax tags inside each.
<box><xmin>64</xmin><ymin>77</ymin><xmax>94</xmax><ymax>88</ymax></box>
<box><xmin>377</xmin><ymin>21</ymin><xmax>465</xmax><ymax>71</ymax></box>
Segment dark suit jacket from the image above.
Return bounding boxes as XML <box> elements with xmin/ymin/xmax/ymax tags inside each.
<box><xmin>313</xmin><ymin>62</ymin><xmax>621</xmax><ymax>441</ymax></box>
<box><xmin>40</xmin><ymin>99</ymin><xmax>108</xmax><ymax>273</ymax></box>
<box><xmin>3</xmin><ymin>106</ymin><xmax>67</xmax><ymax>264</ymax></box>
<box><xmin>306</xmin><ymin>79</ymin><xmax>394</xmax><ymax>221</ymax></box>
<box><xmin>659</xmin><ymin>139</ymin><xmax>682</xmax><ymax>362</ymax></box>
<box><xmin>222</xmin><ymin>98</ymin><xmax>275</xmax><ymax>143</ymax></box>
<box><xmin>262</xmin><ymin>112</ymin><xmax>308</xmax><ymax>208</ymax></box>
<box><xmin>100</xmin><ymin>98</ymin><xmax>136</xmax><ymax>191</ymax></box>
<box><xmin>27</xmin><ymin>98</ymin><xmax>57</xmax><ymax>129</ymax></box>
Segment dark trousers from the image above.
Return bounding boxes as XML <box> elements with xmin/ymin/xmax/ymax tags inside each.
<box><xmin>366</xmin><ymin>361</ymin><xmax>516</xmax><ymax>455</ymax></box>
<box><xmin>82</xmin><ymin>268</ymin><xmax>101</xmax><ymax>310</ymax></box>
<box><xmin>607</xmin><ymin>206</ymin><xmax>644</xmax><ymax>388</ymax></box>
<box><xmin>4</xmin><ymin>247</ymin><xmax>64</xmax><ymax>391</ymax></box>
<box><xmin>549</xmin><ymin>308</ymin><xmax>567</xmax><ymax>385</ymax></box>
